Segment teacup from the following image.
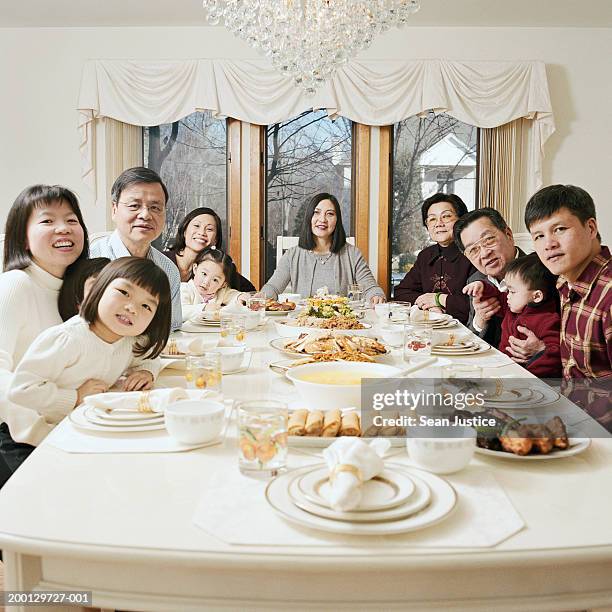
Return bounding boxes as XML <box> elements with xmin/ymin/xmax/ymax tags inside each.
<box><xmin>406</xmin><ymin>426</ymin><xmax>476</xmax><ymax>474</ymax></box>
<box><xmin>165</xmin><ymin>399</ymin><xmax>226</xmax><ymax>444</ymax></box>
<box><xmin>378</xmin><ymin>323</ymin><xmax>404</xmax><ymax>348</ymax></box>
<box><xmin>209</xmin><ymin>346</ymin><xmax>247</xmax><ymax>372</ymax></box>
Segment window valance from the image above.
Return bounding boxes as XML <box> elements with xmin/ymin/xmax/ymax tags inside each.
<box><xmin>78</xmin><ymin>58</ymin><xmax>554</xmax><ymax>195</ymax></box>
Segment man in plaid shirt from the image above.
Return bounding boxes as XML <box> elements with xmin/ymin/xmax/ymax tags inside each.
<box><xmin>525</xmin><ymin>185</ymin><xmax>611</xmax><ymax>430</ymax></box>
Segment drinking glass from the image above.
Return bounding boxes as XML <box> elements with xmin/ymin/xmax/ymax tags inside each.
<box><xmin>246</xmin><ymin>296</ymin><xmax>267</xmax><ymax>325</ymax></box>
<box><xmin>347</xmin><ymin>283</ymin><xmax>364</xmax><ymax>308</ymax></box>
<box><xmin>219</xmin><ymin>313</ymin><xmax>247</xmax><ymax>347</ymax></box>
<box><xmin>185</xmin><ymin>353</ymin><xmax>222</xmax><ymax>392</ymax></box>
<box><xmin>238</xmin><ymin>400</ymin><xmax>288</xmax><ymax>478</ymax></box>
<box><xmin>403</xmin><ymin>325</ymin><xmax>432</xmax><ymax>361</ymax></box>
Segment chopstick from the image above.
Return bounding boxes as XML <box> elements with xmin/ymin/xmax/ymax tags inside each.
<box><xmin>397</xmin><ymin>356</ymin><xmax>438</xmax><ymax>377</ymax></box>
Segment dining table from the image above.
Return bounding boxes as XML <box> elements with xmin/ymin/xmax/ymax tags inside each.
<box><xmin>0</xmin><ymin>310</ymin><xmax>610</xmax><ymax>612</ymax></box>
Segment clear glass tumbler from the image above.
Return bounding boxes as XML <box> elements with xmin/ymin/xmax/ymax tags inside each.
<box><xmin>219</xmin><ymin>313</ymin><xmax>247</xmax><ymax>347</ymax></box>
<box><xmin>403</xmin><ymin>325</ymin><xmax>432</xmax><ymax>361</ymax></box>
<box><xmin>238</xmin><ymin>400</ymin><xmax>288</xmax><ymax>479</ymax></box>
<box><xmin>185</xmin><ymin>353</ymin><xmax>222</xmax><ymax>391</ymax></box>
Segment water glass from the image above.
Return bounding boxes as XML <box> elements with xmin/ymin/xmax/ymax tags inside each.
<box><xmin>185</xmin><ymin>353</ymin><xmax>222</xmax><ymax>391</ymax></box>
<box><xmin>347</xmin><ymin>283</ymin><xmax>363</xmax><ymax>307</ymax></box>
<box><xmin>246</xmin><ymin>296</ymin><xmax>267</xmax><ymax>325</ymax></box>
<box><xmin>403</xmin><ymin>325</ymin><xmax>432</xmax><ymax>361</ymax></box>
<box><xmin>219</xmin><ymin>313</ymin><xmax>247</xmax><ymax>347</ymax></box>
<box><xmin>238</xmin><ymin>400</ymin><xmax>288</xmax><ymax>479</ymax></box>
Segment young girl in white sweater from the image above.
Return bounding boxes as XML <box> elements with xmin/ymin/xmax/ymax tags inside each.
<box><xmin>181</xmin><ymin>247</ymin><xmax>247</xmax><ymax>321</ymax></box>
<box><xmin>8</xmin><ymin>257</ymin><xmax>171</xmax><ymax>429</ymax></box>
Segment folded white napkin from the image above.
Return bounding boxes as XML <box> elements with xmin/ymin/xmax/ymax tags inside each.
<box><xmin>163</xmin><ymin>337</ymin><xmax>216</xmax><ymax>356</ymax></box>
<box><xmin>321</xmin><ymin>437</ymin><xmax>391</xmax><ymax>512</ymax></box>
<box><xmin>431</xmin><ymin>329</ymin><xmax>469</xmax><ymax>347</ymax></box>
<box><xmin>84</xmin><ymin>388</ymin><xmax>189</xmax><ymax>413</ymax></box>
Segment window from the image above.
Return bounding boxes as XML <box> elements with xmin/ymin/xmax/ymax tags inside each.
<box><xmin>143</xmin><ymin>111</ymin><xmax>227</xmax><ymax>250</ymax></box>
<box><xmin>264</xmin><ymin>110</ymin><xmax>352</xmax><ymax>280</ymax></box>
<box><xmin>391</xmin><ymin>113</ymin><xmax>478</xmax><ymax>289</ymax></box>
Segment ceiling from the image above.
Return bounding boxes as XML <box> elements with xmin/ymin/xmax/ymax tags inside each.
<box><xmin>1</xmin><ymin>0</ymin><xmax>612</xmax><ymax>28</ymax></box>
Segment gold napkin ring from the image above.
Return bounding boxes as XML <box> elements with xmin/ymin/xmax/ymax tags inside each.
<box><xmin>137</xmin><ymin>391</ymin><xmax>153</xmax><ymax>413</ymax></box>
<box><xmin>330</xmin><ymin>464</ymin><xmax>363</xmax><ymax>484</ymax></box>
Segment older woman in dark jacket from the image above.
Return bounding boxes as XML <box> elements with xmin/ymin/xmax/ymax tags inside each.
<box><xmin>394</xmin><ymin>193</ymin><xmax>475</xmax><ymax>323</ymax></box>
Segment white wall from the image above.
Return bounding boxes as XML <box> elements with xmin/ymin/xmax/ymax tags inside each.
<box><xmin>0</xmin><ymin>26</ymin><xmax>610</xmax><ymax>241</ymax></box>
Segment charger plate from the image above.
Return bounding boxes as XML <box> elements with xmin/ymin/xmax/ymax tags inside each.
<box><xmin>265</xmin><ymin>463</ymin><xmax>456</xmax><ymax>535</ymax></box>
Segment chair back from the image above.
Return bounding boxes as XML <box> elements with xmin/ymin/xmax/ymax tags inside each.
<box><xmin>276</xmin><ymin>235</ymin><xmax>355</xmax><ymax>265</ymax></box>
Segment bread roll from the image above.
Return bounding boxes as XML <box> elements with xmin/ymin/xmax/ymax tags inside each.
<box><xmin>305</xmin><ymin>410</ymin><xmax>324</xmax><ymax>436</ymax></box>
<box><xmin>322</xmin><ymin>409</ymin><xmax>341</xmax><ymax>437</ymax></box>
<box><xmin>340</xmin><ymin>412</ymin><xmax>361</xmax><ymax>436</ymax></box>
<box><xmin>288</xmin><ymin>409</ymin><xmax>308</xmax><ymax>436</ymax></box>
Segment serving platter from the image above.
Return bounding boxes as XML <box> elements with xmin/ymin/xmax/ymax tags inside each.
<box><xmin>475</xmin><ymin>437</ymin><xmax>591</xmax><ymax>460</ymax></box>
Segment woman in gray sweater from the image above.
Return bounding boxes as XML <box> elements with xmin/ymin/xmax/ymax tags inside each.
<box><xmin>261</xmin><ymin>193</ymin><xmax>386</xmax><ymax>304</ymax></box>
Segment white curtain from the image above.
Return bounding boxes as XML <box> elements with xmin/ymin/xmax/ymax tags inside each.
<box><xmin>78</xmin><ymin>58</ymin><xmax>555</xmax><ymax>193</ymax></box>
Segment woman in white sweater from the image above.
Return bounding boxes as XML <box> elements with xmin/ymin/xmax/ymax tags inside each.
<box><xmin>0</xmin><ymin>185</ymin><xmax>89</xmax><ymax>480</ymax></box>
<box><xmin>9</xmin><ymin>258</ymin><xmax>170</xmax><ymax>432</ymax></box>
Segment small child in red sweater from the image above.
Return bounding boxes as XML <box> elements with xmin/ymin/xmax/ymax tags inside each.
<box><xmin>464</xmin><ymin>253</ymin><xmax>562</xmax><ymax>377</ymax></box>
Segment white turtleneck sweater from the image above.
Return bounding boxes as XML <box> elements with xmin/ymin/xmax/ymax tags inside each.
<box><xmin>0</xmin><ymin>263</ymin><xmax>64</xmax><ymax>445</ymax></box>
<box><xmin>8</xmin><ymin>316</ymin><xmax>161</xmax><ymax>441</ymax></box>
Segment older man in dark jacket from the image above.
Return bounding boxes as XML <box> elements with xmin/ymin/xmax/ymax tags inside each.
<box><xmin>454</xmin><ymin>208</ymin><xmax>543</xmax><ymax>364</ymax></box>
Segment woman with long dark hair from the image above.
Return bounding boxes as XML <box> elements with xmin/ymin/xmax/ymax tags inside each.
<box><xmin>261</xmin><ymin>193</ymin><xmax>385</xmax><ymax>303</ymax></box>
<box><xmin>0</xmin><ymin>184</ymin><xmax>89</xmax><ymax>482</ymax></box>
<box><xmin>163</xmin><ymin>207</ymin><xmax>255</xmax><ymax>292</ymax></box>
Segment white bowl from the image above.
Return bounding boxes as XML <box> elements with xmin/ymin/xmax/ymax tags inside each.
<box><xmin>165</xmin><ymin>399</ymin><xmax>226</xmax><ymax>444</ymax></box>
<box><xmin>208</xmin><ymin>346</ymin><xmax>246</xmax><ymax>372</ymax></box>
<box><xmin>406</xmin><ymin>426</ymin><xmax>476</xmax><ymax>474</ymax></box>
<box><xmin>274</xmin><ymin>319</ymin><xmax>373</xmax><ymax>339</ymax></box>
<box><xmin>286</xmin><ymin>361</ymin><xmax>404</xmax><ymax>410</ymax></box>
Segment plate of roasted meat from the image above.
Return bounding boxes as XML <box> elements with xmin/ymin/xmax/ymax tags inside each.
<box><xmin>469</xmin><ymin>408</ymin><xmax>590</xmax><ymax>460</ymax></box>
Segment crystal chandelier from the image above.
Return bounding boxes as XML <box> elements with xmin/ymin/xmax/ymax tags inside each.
<box><xmin>202</xmin><ymin>0</ymin><xmax>421</xmax><ymax>95</ymax></box>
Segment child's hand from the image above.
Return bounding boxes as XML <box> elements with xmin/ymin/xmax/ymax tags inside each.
<box><xmin>123</xmin><ymin>370</ymin><xmax>154</xmax><ymax>392</ymax></box>
<box><xmin>76</xmin><ymin>378</ymin><xmax>108</xmax><ymax>406</ymax></box>
<box><xmin>463</xmin><ymin>281</ymin><xmax>485</xmax><ymax>298</ymax></box>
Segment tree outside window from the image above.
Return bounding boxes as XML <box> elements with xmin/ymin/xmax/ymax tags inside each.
<box><xmin>265</xmin><ymin>110</ymin><xmax>352</xmax><ymax>280</ymax></box>
<box><xmin>392</xmin><ymin>113</ymin><xmax>477</xmax><ymax>289</ymax></box>
<box><xmin>143</xmin><ymin>111</ymin><xmax>227</xmax><ymax>251</ymax></box>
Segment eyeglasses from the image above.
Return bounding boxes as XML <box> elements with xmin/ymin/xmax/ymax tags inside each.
<box><xmin>426</xmin><ymin>212</ymin><xmax>456</xmax><ymax>226</ymax></box>
<box><xmin>464</xmin><ymin>234</ymin><xmax>499</xmax><ymax>259</ymax></box>
<box><xmin>118</xmin><ymin>200</ymin><xmax>165</xmax><ymax>216</ymax></box>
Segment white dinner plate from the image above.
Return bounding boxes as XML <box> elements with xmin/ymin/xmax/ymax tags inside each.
<box><xmin>90</xmin><ymin>407</ymin><xmax>165</xmax><ymax>422</ymax></box>
<box><xmin>181</xmin><ymin>321</ymin><xmax>223</xmax><ymax>334</ymax></box>
<box><xmin>269</xmin><ymin>337</ymin><xmax>391</xmax><ymax>359</ymax></box>
<box><xmin>431</xmin><ymin>342</ymin><xmax>491</xmax><ymax>356</ymax></box>
<box><xmin>288</xmin><ymin>435</ymin><xmax>406</xmax><ymax>448</ymax></box>
<box><xmin>475</xmin><ymin>437</ymin><xmax>591</xmax><ymax>460</ymax></box>
<box><xmin>265</xmin><ymin>463</ymin><xmax>456</xmax><ymax>535</ymax></box>
<box><xmin>484</xmin><ymin>386</ymin><xmax>534</xmax><ymax>403</ymax></box>
<box><xmin>276</xmin><ymin>319</ymin><xmax>373</xmax><ymax>337</ymax></box>
<box><xmin>69</xmin><ymin>405</ymin><xmax>166</xmax><ymax>433</ymax></box>
<box><xmin>488</xmin><ymin>385</ymin><xmax>561</xmax><ymax>410</ymax></box>
<box><xmin>84</xmin><ymin>407</ymin><xmax>163</xmax><ymax>427</ymax></box>
<box><xmin>296</xmin><ymin>466</ymin><xmax>416</xmax><ymax>512</ymax></box>
<box><xmin>265</xmin><ymin>309</ymin><xmax>294</xmax><ymax>316</ymax></box>
<box><xmin>288</xmin><ymin>473</ymin><xmax>430</xmax><ymax>523</ymax></box>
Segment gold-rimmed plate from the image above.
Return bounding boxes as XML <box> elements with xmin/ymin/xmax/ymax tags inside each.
<box><xmin>296</xmin><ymin>466</ymin><xmax>416</xmax><ymax>512</ymax></box>
<box><xmin>265</xmin><ymin>463</ymin><xmax>456</xmax><ymax>535</ymax></box>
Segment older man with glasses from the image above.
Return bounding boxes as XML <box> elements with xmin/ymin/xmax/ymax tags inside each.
<box><xmin>454</xmin><ymin>208</ymin><xmax>544</xmax><ymax>364</ymax></box>
<box><xmin>90</xmin><ymin>167</ymin><xmax>182</xmax><ymax>331</ymax></box>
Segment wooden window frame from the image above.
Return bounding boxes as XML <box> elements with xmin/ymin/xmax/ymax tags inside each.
<box><xmin>377</xmin><ymin>125</ymin><xmax>393</xmax><ymax>297</ymax></box>
<box><xmin>227</xmin><ymin>118</ymin><xmax>242</xmax><ymax>269</ymax></box>
<box><xmin>249</xmin><ymin>124</ymin><xmax>266</xmax><ymax>288</ymax></box>
<box><xmin>352</xmin><ymin>123</ymin><xmax>371</xmax><ymax>259</ymax></box>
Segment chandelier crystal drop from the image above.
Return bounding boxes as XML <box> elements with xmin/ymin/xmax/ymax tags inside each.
<box><xmin>202</xmin><ymin>0</ymin><xmax>421</xmax><ymax>95</ymax></box>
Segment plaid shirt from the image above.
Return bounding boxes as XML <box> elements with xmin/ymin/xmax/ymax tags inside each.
<box><xmin>558</xmin><ymin>245</ymin><xmax>612</xmax><ymax>380</ymax></box>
